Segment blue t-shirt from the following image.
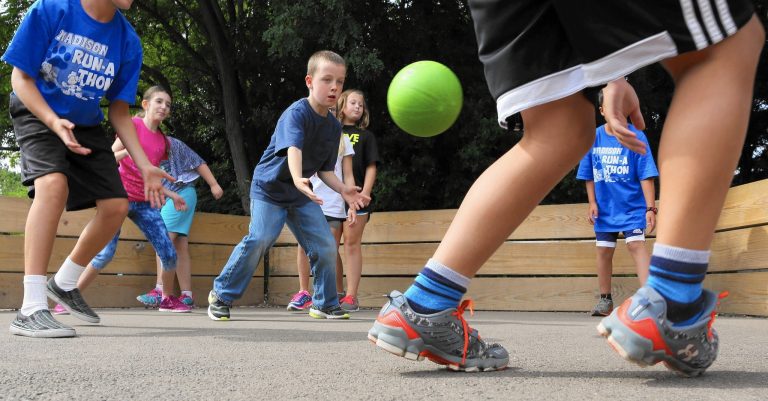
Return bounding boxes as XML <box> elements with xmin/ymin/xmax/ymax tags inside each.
<box><xmin>250</xmin><ymin>98</ymin><xmax>341</xmax><ymax>206</ymax></box>
<box><xmin>1</xmin><ymin>0</ymin><xmax>142</xmax><ymax>126</ymax></box>
<box><xmin>576</xmin><ymin>124</ymin><xmax>659</xmax><ymax>232</ymax></box>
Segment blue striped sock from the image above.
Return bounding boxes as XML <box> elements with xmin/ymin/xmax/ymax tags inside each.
<box><xmin>646</xmin><ymin>244</ymin><xmax>709</xmax><ymax>325</ymax></box>
<box><xmin>404</xmin><ymin>259</ymin><xmax>469</xmax><ymax>314</ymax></box>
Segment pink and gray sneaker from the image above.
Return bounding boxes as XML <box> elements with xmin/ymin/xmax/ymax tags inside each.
<box><xmin>52</xmin><ymin>303</ymin><xmax>69</xmax><ymax>315</ymax></box>
<box><xmin>158</xmin><ymin>296</ymin><xmax>192</xmax><ymax>313</ymax></box>
<box><xmin>286</xmin><ymin>290</ymin><xmax>313</xmax><ymax>311</ymax></box>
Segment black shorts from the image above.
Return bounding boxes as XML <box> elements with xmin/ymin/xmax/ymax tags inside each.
<box><xmin>469</xmin><ymin>0</ymin><xmax>755</xmax><ymax>127</ymax></box>
<box><xmin>10</xmin><ymin>94</ymin><xmax>127</xmax><ymax>211</ymax></box>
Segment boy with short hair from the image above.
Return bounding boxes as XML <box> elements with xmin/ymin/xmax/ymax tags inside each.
<box><xmin>207</xmin><ymin>50</ymin><xmax>369</xmax><ymax>321</ymax></box>
<box><xmin>577</xmin><ymin>89</ymin><xmax>658</xmax><ymax>316</ymax></box>
<box><xmin>369</xmin><ymin>1</ymin><xmax>763</xmax><ymax>376</ymax></box>
<box><xmin>3</xmin><ymin>0</ymin><xmax>171</xmax><ymax>337</ymax></box>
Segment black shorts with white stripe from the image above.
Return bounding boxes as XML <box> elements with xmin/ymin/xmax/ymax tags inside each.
<box><xmin>468</xmin><ymin>0</ymin><xmax>755</xmax><ymax>127</ymax></box>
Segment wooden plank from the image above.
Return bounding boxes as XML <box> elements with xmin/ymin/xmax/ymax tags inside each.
<box><xmin>269</xmin><ymin>225</ymin><xmax>768</xmax><ymax>276</ymax></box>
<box><xmin>0</xmin><ymin>272</ymin><xmax>263</xmax><ymax>309</ymax></box>
<box><xmin>268</xmin><ymin>273</ymin><xmax>768</xmax><ymax>316</ymax></box>
<box><xmin>717</xmin><ymin>179</ymin><xmax>768</xmax><ymax>230</ymax></box>
<box><xmin>0</xmin><ymin>235</ymin><xmax>263</xmax><ymax>276</ymax></box>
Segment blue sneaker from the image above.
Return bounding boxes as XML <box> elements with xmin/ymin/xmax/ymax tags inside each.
<box><xmin>597</xmin><ymin>286</ymin><xmax>725</xmax><ymax>377</ymax></box>
<box><xmin>286</xmin><ymin>290</ymin><xmax>313</xmax><ymax>312</ymax></box>
<box><xmin>137</xmin><ymin>288</ymin><xmax>162</xmax><ymax>307</ymax></box>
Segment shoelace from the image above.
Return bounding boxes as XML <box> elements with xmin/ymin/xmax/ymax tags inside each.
<box><xmin>291</xmin><ymin>292</ymin><xmax>309</xmax><ymax>303</ymax></box>
<box><xmin>707</xmin><ymin>291</ymin><xmax>728</xmax><ymax>340</ymax></box>
<box><xmin>452</xmin><ymin>299</ymin><xmax>475</xmax><ymax>366</ymax></box>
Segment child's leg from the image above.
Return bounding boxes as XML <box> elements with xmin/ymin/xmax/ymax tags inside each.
<box><xmin>625</xmin><ymin>240</ymin><xmax>649</xmax><ymax>285</ymax></box>
<box><xmin>296</xmin><ymin>245</ymin><xmax>311</xmax><ymax>292</ymax></box>
<box><xmin>329</xmin><ymin>223</ymin><xmax>344</xmax><ymax>294</ymax></box>
<box><xmin>174</xmin><ymin>235</ymin><xmax>192</xmax><ymax>292</ymax></box>
<box><xmin>342</xmin><ymin>214</ymin><xmax>368</xmax><ymax>298</ymax></box>
<box><xmin>23</xmin><ymin>174</ymin><xmax>68</xmax><ymax>277</ymax></box>
<box><xmin>129</xmin><ymin>204</ymin><xmax>178</xmax><ymax>298</ymax></box>
<box><xmin>67</xmin><ymin>198</ymin><xmax>129</xmax><ymax>268</ymax></box>
<box><xmin>595</xmin><ymin>246</ymin><xmax>616</xmax><ymax>294</ymax></box>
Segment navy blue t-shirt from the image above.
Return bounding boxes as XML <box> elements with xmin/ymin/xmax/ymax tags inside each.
<box><xmin>1</xmin><ymin>0</ymin><xmax>142</xmax><ymax>126</ymax></box>
<box><xmin>577</xmin><ymin>124</ymin><xmax>658</xmax><ymax>232</ymax></box>
<box><xmin>250</xmin><ymin>98</ymin><xmax>341</xmax><ymax>206</ymax></box>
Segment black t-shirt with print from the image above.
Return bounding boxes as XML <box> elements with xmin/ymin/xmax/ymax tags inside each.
<box><xmin>342</xmin><ymin>125</ymin><xmax>380</xmax><ymax>190</ymax></box>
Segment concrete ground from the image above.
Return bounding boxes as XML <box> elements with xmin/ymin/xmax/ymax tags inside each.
<box><xmin>0</xmin><ymin>306</ymin><xmax>766</xmax><ymax>401</ymax></box>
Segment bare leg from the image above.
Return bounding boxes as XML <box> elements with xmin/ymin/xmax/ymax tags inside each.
<box><xmin>343</xmin><ymin>214</ymin><xmax>368</xmax><ymax>297</ymax></box>
<box><xmin>77</xmin><ymin>265</ymin><xmax>100</xmax><ymax>290</ymax></box>
<box><xmin>626</xmin><ymin>240</ymin><xmax>649</xmax><ymax>285</ymax></box>
<box><xmin>329</xmin><ymin>225</ymin><xmax>344</xmax><ymax>294</ymax></box>
<box><xmin>24</xmin><ymin>173</ymin><xmax>68</xmax><ymax>276</ymax></box>
<box><xmin>173</xmin><ymin>235</ymin><xmax>192</xmax><ymax>291</ymax></box>
<box><xmin>596</xmin><ymin>246</ymin><xmax>616</xmax><ymax>294</ymax></box>
<box><xmin>296</xmin><ymin>245</ymin><xmax>311</xmax><ymax>292</ymax></box>
<box><xmin>68</xmin><ymin>198</ymin><xmax>129</xmax><ymax>267</ymax></box>
<box><xmin>432</xmin><ymin>94</ymin><xmax>596</xmax><ymax>276</ymax></box>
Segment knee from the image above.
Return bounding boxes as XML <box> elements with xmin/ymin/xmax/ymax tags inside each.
<box><xmin>34</xmin><ymin>173</ymin><xmax>68</xmax><ymax>205</ymax></box>
<box><xmin>626</xmin><ymin>241</ymin><xmax>646</xmax><ymax>253</ymax></box>
<box><xmin>98</xmin><ymin>199</ymin><xmax>129</xmax><ymax>222</ymax></box>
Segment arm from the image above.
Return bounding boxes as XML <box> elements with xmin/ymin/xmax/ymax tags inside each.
<box><xmin>112</xmin><ymin>138</ymin><xmax>129</xmax><ymax>162</ymax></box>
<box><xmin>162</xmin><ymin>187</ymin><xmax>187</xmax><ymax>211</ymax></box>
<box><xmin>361</xmin><ymin>163</ymin><xmax>377</xmax><ymax>205</ymax></box>
<box><xmin>287</xmin><ymin>146</ymin><xmax>321</xmax><ymax>204</ymax></box>
<box><xmin>196</xmin><ymin>163</ymin><xmax>223</xmax><ymax>200</ymax></box>
<box><xmin>601</xmin><ymin>78</ymin><xmax>647</xmax><ymax>154</ymax></box>
<box><xmin>108</xmin><ymin>101</ymin><xmax>174</xmax><ymax>208</ymax></box>
<box><xmin>10</xmin><ymin>68</ymin><xmax>90</xmax><ymax>155</ymax></box>
<box><xmin>585</xmin><ymin>180</ymin><xmax>598</xmax><ymax>225</ymax></box>
<box><xmin>317</xmin><ymin>170</ymin><xmax>369</xmax><ymax>211</ymax></box>
<box><xmin>342</xmin><ymin>156</ymin><xmax>355</xmax><ymax>188</ymax></box>
<box><xmin>641</xmin><ymin>178</ymin><xmax>657</xmax><ymax>233</ymax></box>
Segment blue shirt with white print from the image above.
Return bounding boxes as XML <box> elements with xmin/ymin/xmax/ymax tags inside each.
<box><xmin>577</xmin><ymin>124</ymin><xmax>658</xmax><ymax>232</ymax></box>
<box><xmin>250</xmin><ymin>98</ymin><xmax>341</xmax><ymax>206</ymax></box>
<box><xmin>1</xmin><ymin>0</ymin><xmax>142</xmax><ymax>126</ymax></box>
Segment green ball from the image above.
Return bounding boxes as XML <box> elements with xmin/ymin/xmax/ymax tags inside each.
<box><xmin>387</xmin><ymin>61</ymin><xmax>463</xmax><ymax>137</ymax></box>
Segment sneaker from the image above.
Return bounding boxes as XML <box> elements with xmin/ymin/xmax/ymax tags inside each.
<box><xmin>46</xmin><ymin>277</ymin><xmax>100</xmax><ymax>324</ymax></box>
<box><xmin>591</xmin><ymin>297</ymin><xmax>614</xmax><ymax>316</ymax></box>
<box><xmin>158</xmin><ymin>296</ymin><xmax>192</xmax><ymax>313</ymax></box>
<box><xmin>308</xmin><ymin>304</ymin><xmax>350</xmax><ymax>320</ymax></box>
<box><xmin>597</xmin><ymin>286</ymin><xmax>724</xmax><ymax>377</ymax></box>
<box><xmin>52</xmin><ymin>303</ymin><xmax>69</xmax><ymax>315</ymax></box>
<box><xmin>368</xmin><ymin>290</ymin><xmax>508</xmax><ymax>372</ymax></box>
<box><xmin>340</xmin><ymin>295</ymin><xmax>359</xmax><ymax>312</ymax></box>
<box><xmin>137</xmin><ymin>288</ymin><xmax>163</xmax><ymax>307</ymax></box>
<box><xmin>178</xmin><ymin>294</ymin><xmax>194</xmax><ymax>307</ymax></box>
<box><xmin>9</xmin><ymin>309</ymin><xmax>76</xmax><ymax>338</ymax></box>
<box><xmin>286</xmin><ymin>290</ymin><xmax>313</xmax><ymax>311</ymax></box>
<box><xmin>207</xmin><ymin>291</ymin><xmax>231</xmax><ymax>321</ymax></box>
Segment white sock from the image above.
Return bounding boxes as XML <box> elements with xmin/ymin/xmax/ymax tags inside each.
<box><xmin>181</xmin><ymin>290</ymin><xmax>192</xmax><ymax>298</ymax></box>
<box><xmin>21</xmin><ymin>275</ymin><xmax>48</xmax><ymax>316</ymax></box>
<box><xmin>156</xmin><ymin>284</ymin><xmax>164</xmax><ymax>293</ymax></box>
<box><xmin>54</xmin><ymin>258</ymin><xmax>86</xmax><ymax>291</ymax></box>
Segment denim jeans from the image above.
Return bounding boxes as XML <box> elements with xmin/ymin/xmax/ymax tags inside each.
<box><xmin>213</xmin><ymin>198</ymin><xmax>339</xmax><ymax>308</ymax></box>
<box><xmin>91</xmin><ymin>202</ymin><xmax>177</xmax><ymax>270</ymax></box>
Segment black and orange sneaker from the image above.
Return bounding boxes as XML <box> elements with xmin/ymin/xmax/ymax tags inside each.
<box><xmin>597</xmin><ymin>286</ymin><xmax>725</xmax><ymax>377</ymax></box>
<box><xmin>368</xmin><ymin>290</ymin><xmax>508</xmax><ymax>372</ymax></box>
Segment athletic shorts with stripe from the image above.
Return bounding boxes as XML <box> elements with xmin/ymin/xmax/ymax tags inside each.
<box><xmin>468</xmin><ymin>0</ymin><xmax>755</xmax><ymax>127</ymax></box>
<box><xmin>595</xmin><ymin>230</ymin><xmax>646</xmax><ymax>248</ymax></box>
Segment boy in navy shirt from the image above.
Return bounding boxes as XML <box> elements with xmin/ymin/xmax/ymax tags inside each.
<box><xmin>207</xmin><ymin>50</ymin><xmax>369</xmax><ymax>321</ymax></box>
<box><xmin>577</xmin><ymin>89</ymin><xmax>658</xmax><ymax>316</ymax></box>
<box><xmin>3</xmin><ymin>0</ymin><xmax>171</xmax><ymax>337</ymax></box>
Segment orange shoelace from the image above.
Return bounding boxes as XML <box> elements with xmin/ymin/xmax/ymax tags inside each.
<box><xmin>452</xmin><ymin>299</ymin><xmax>475</xmax><ymax>365</ymax></box>
<box><xmin>707</xmin><ymin>291</ymin><xmax>729</xmax><ymax>341</ymax></box>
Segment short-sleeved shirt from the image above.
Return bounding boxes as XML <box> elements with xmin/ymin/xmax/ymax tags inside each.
<box><xmin>1</xmin><ymin>0</ymin><xmax>142</xmax><ymax>126</ymax></box>
<box><xmin>119</xmin><ymin>117</ymin><xmax>168</xmax><ymax>201</ymax></box>
<box><xmin>576</xmin><ymin>124</ymin><xmax>658</xmax><ymax>232</ymax></box>
<box><xmin>343</xmin><ymin>125</ymin><xmax>380</xmax><ymax>188</ymax></box>
<box><xmin>250</xmin><ymin>98</ymin><xmax>341</xmax><ymax>206</ymax></box>
<box><xmin>310</xmin><ymin>135</ymin><xmax>355</xmax><ymax>218</ymax></box>
<box><xmin>161</xmin><ymin>137</ymin><xmax>206</xmax><ymax>193</ymax></box>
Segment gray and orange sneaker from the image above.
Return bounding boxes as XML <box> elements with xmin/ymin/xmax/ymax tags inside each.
<box><xmin>368</xmin><ymin>290</ymin><xmax>509</xmax><ymax>372</ymax></box>
<box><xmin>597</xmin><ymin>286</ymin><xmax>725</xmax><ymax>377</ymax></box>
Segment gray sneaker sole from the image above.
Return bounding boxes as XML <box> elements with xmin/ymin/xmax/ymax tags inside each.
<box><xmin>308</xmin><ymin>309</ymin><xmax>350</xmax><ymax>319</ymax></box>
<box><xmin>368</xmin><ymin>321</ymin><xmax>507</xmax><ymax>372</ymax></box>
<box><xmin>9</xmin><ymin>323</ymin><xmax>76</xmax><ymax>338</ymax></box>
<box><xmin>207</xmin><ymin>306</ymin><xmax>230</xmax><ymax>321</ymax></box>
<box><xmin>47</xmin><ymin>288</ymin><xmax>100</xmax><ymax>324</ymax></box>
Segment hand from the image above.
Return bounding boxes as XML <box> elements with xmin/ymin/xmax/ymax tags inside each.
<box><xmin>346</xmin><ymin>207</ymin><xmax>357</xmax><ymax>227</ymax></box>
<box><xmin>587</xmin><ymin>204</ymin><xmax>598</xmax><ymax>225</ymax></box>
<box><xmin>172</xmin><ymin>195</ymin><xmax>188</xmax><ymax>211</ymax></box>
<box><xmin>52</xmin><ymin>118</ymin><xmax>91</xmax><ymax>155</ymax></box>
<box><xmin>140</xmin><ymin>166</ymin><xmax>175</xmax><ymax>208</ymax></box>
<box><xmin>210</xmin><ymin>183</ymin><xmax>224</xmax><ymax>200</ymax></box>
<box><xmin>361</xmin><ymin>190</ymin><xmax>372</xmax><ymax>207</ymax></box>
<box><xmin>294</xmin><ymin>177</ymin><xmax>322</xmax><ymax>205</ymax></box>
<box><xmin>646</xmin><ymin>210</ymin><xmax>656</xmax><ymax>234</ymax></box>
<box><xmin>602</xmin><ymin>78</ymin><xmax>647</xmax><ymax>154</ymax></box>
<box><xmin>342</xmin><ymin>185</ymin><xmax>370</xmax><ymax>210</ymax></box>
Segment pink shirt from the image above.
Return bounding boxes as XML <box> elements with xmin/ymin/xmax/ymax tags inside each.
<box><xmin>119</xmin><ymin>117</ymin><xmax>168</xmax><ymax>201</ymax></box>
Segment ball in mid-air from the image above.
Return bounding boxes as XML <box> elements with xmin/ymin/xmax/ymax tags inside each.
<box><xmin>387</xmin><ymin>61</ymin><xmax>463</xmax><ymax>137</ymax></box>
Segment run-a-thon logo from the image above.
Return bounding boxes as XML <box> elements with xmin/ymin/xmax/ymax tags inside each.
<box><xmin>39</xmin><ymin>30</ymin><xmax>115</xmax><ymax>101</ymax></box>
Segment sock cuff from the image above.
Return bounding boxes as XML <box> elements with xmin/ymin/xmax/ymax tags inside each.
<box><xmin>652</xmin><ymin>243</ymin><xmax>710</xmax><ymax>264</ymax></box>
<box><xmin>23</xmin><ymin>275</ymin><xmax>47</xmax><ymax>284</ymax></box>
<box><xmin>425</xmin><ymin>258</ymin><xmax>471</xmax><ymax>289</ymax></box>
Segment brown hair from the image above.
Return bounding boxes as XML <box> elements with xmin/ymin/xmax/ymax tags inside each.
<box><xmin>307</xmin><ymin>50</ymin><xmax>346</xmax><ymax>76</ymax></box>
<box><xmin>336</xmin><ymin>89</ymin><xmax>369</xmax><ymax>129</ymax></box>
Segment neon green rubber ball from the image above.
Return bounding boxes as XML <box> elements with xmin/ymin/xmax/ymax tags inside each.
<box><xmin>387</xmin><ymin>61</ymin><xmax>463</xmax><ymax>137</ymax></box>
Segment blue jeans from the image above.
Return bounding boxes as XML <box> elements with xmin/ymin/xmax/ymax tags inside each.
<box><xmin>213</xmin><ymin>198</ymin><xmax>339</xmax><ymax>308</ymax></box>
<box><xmin>91</xmin><ymin>202</ymin><xmax>177</xmax><ymax>270</ymax></box>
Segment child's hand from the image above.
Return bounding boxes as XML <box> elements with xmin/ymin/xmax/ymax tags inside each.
<box><xmin>210</xmin><ymin>183</ymin><xmax>224</xmax><ymax>200</ymax></box>
<box><xmin>602</xmin><ymin>78</ymin><xmax>647</xmax><ymax>154</ymax></box>
<box><xmin>141</xmin><ymin>166</ymin><xmax>175</xmax><ymax>208</ymax></box>
<box><xmin>587</xmin><ymin>204</ymin><xmax>598</xmax><ymax>225</ymax></box>
<box><xmin>52</xmin><ymin>118</ymin><xmax>91</xmax><ymax>155</ymax></box>
<box><xmin>646</xmin><ymin>210</ymin><xmax>656</xmax><ymax>234</ymax></box>
<box><xmin>294</xmin><ymin>178</ymin><xmax>322</xmax><ymax>205</ymax></box>
<box><xmin>342</xmin><ymin>186</ymin><xmax>370</xmax><ymax>210</ymax></box>
<box><xmin>346</xmin><ymin>207</ymin><xmax>357</xmax><ymax>227</ymax></box>
<box><xmin>172</xmin><ymin>194</ymin><xmax>187</xmax><ymax>211</ymax></box>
